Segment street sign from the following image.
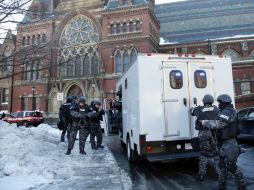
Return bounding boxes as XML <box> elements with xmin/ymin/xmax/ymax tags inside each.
<box><xmin>57</xmin><ymin>93</ymin><xmax>64</xmax><ymax>101</ymax></box>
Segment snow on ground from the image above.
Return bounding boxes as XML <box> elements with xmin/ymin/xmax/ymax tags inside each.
<box><xmin>0</xmin><ymin>121</ymin><xmax>132</xmax><ymax>190</ymax></box>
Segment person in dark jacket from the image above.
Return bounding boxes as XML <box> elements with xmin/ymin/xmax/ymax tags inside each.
<box><xmin>59</xmin><ymin>96</ymin><xmax>73</xmax><ymax>142</ymax></box>
<box><xmin>90</xmin><ymin>101</ymin><xmax>105</xmax><ymax>149</ymax></box>
<box><xmin>66</xmin><ymin>96</ymin><xmax>91</xmax><ymax>155</ymax></box>
<box><xmin>191</xmin><ymin>94</ymin><xmax>222</xmax><ymax>182</ymax></box>
<box><xmin>202</xmin><ymin>94</ymin><xmax>246</xmax><ymax>190</ymax></box>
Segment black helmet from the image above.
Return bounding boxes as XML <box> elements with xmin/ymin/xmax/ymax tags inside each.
<box><xmin>202</xmin><ymin>94</ymin><xmax>214</xmax><ymax>105</ymax></box>
<box><xmin>94</xmin><ymin>100</ymin><xmax>101</xmax><ymax>106</ymax></box>
<box><xmin>72</xmin><ymin>95</ymin><xmax>78</xmax><ymax>100</ymax></box>
<box><xmin>66</xmin><ymin>96</ymin><xmax>73</xmax><ymax>103</ymax></box>
<box><xmin>90</xmin><ymin>101</ymin><xmax>95</xmax><ymax>106</ymax></box>
<box><xmin>79</xmin><ymin>96</ymin><xmax>86</xmax><ymax>104</ymax></box>
<box><xmin>217</xmin><ymin>94</ymin><xmax>232</xmax><ymax>103</ymax></box>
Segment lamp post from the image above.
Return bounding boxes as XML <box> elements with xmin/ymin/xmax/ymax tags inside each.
<box><xmin>32</xmin><ymin>86</ymin><xmax>36</xmax><ymax>111</ymax></box>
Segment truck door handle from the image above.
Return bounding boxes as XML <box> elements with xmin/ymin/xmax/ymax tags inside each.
<box><xmin>194</xmin><ymin>97</ymin><xmax>197</xmax><ymax>106</ymax></box>
<box><xmin>183</xmin><ymin>98</ymin><xmax>187</xmax><ymax>106</ymax></box>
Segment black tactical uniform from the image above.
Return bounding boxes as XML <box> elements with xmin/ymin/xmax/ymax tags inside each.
<box><xmin>203</xmin><ymin>94</ymin><xmax>246</xmax><ymax>190</ymax></box>
<box><xmin>192</xmin><ymin>94</ymin><xmax>222</xmax><ymax>182</ymax></box>
<box><xmin>90</xmin><ymin>101</ymin><xmax>105</xmax><ymax>149</ymax></box>
<box><xmin>66</xmin><ymin>97</ymin><xmax>91</xmax><ymax>155</ymax></box>
<box><xmin>59</xmin><ymin>96</ymin><xmax>73</xmax><ymax>142</ymax></box>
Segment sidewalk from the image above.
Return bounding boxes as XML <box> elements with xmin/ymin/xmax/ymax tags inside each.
<box><xmin>0</xmin><ymin>122</ymin><xmax>131</xmax><ymax>190</ymax></box>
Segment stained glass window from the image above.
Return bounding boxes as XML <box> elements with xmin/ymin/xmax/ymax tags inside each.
<box><xmin>91</xmin><ymin>53</ymin><xmax>99</xmax><ymax>75</ymax></box>
<box><xmin>110</xmin><ymin>24</ymin><xmax>114</xmax><ymax>34</ymax></box>
<box><xmin>129</xmin><ymin>21</ymin><xmax>134</xmax><ymax>32</ymax></box>
<box><xmin>83</xmin><ymin>54</ymin><xmax>90</xmax><ymax>76</ymax></box>
<box><xmin>58</xmin><ymin>15</ymin><xmax>100</xmax><ymax>78</ymax></box>
<box><xmin>123</xmin><ymin>50</ymin><xmax>129</xmax><ymax>72</ymax></box>
<box><xmin>59</xmin><ymin>16</ymin><xmax>99</xmax><ymax>48</ymax></box>
<box><xmin>67</xmin><ymin>60</ymin><xmax>74</xmax><ymax>77</ymax></box>
<box><xmin>130</xmin><ymin>48</ymin><xmax>137</xmax><ymax>65</ymax></box>
<box><xmin>136</xmin><ymin>21</ymin><xmax>141</xmax><ymax>31</ymax></box>
<box><xmin>75</xmin><ymin>57</ymin><xmax>82</xmax><ymax>76</ymax></box>
<box><xmin>116</xmin><ymin>23</ymin><xmax>121</xmax><ymax>33</ymax></box>
<box><xmin>115</xmin><ymin>51</ymin><xmax>122</xmax><ymax>73</ymax></box>
<box><xmin>123</xmin><ymin>23</ymin><xmax>127</xmax><ymax>33</ymax></box>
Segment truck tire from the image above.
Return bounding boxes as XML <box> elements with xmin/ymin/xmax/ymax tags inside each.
<box><xmin>126</xmin><ymin>137</ymin><xmax>139</xmax><ymax>162</ymax></box>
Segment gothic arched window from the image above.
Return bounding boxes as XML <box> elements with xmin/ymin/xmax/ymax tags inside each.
<box><xmin>27</xmin><ymin>36</ymin><xmax>30</xmax><ymax>45</ymax></box>
<box><xmin>136</xmin><ymin>20</ymin><xmax>141</xmax><ymax>31</ymax></box>
<box><xmin>129</xmin><ymin>21</ymin><xmax>134</xmax><ymax>32</ymax></box>
<box><xmin>83</xmin><ymin>54</ymin><xmax>90</xmax><ymax>75</ymax></box>
<box><xmin>58</xmin><ymin>15</ymin><xmax>99</xmax><ymax>78</ymax></box>
<box><xmin>115</xmin><ymin>50</ymin><xmax>122</xmax><ymax>73</ymax></box>
<box><xmin>123</xmin><ymin>50</ymin><xmax>129</xmax><ymax>72</ymax></box>
<box><xmin>110</xmin><ymin>24</ymin><xmax>114</xmax><ymax>34</ymax></box>
<box><xmin>251</xmin><ymin>50</ymin><xmax>254</xmax><ymax>59</ymax></box>
<box><xmin>67</xmin><ymin>59</ymin><xmax>74</xmax><ymax>77</ymax></box>
<box><xmin>222</xmin><ymin>49</ymin><xmax>241</xmax><ymax>62</ymax></box>
<box><xmin>60</xmin><ymin>16</ymin><xmax>99</xmax><ymax>48</ymax></box>
<box><xmin>32</xmin><ymin>35</ymin><xmax>35</xmax><ymax>45</ymax></box>
<box><xmin>75</xmin><ymin>56</ymin><xmax>82</xmax><ymax>76</ymax></box>
<box><xmin>130</xmin><ymin>48</ymin><xmax>137</xmax><ymax>65</ymax></box>
<box><xmin>116</xmin><ymin>23</ymin><xmax>121</xmax><ymax>33</ymax></box>
<box><xmin>123</xmin><ymin>22</ymin><xmax>127</xmax><ymax>33</ymax></box>
<box><xmin>42</xmin><ymin>34</ymin><xmax>46</xmax><ymax>43</ymax></box>
<box><xmin>91</xmin><ymin>53</ymin><xmax>99</xmax><ymax>75</ymax></box>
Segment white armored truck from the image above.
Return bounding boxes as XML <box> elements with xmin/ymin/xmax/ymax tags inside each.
<box><xmin>115</xmin><ymin>53</ymin><xmax>234</xmax><ymax>162</ymax></box>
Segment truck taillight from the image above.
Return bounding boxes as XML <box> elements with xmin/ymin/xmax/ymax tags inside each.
<box><xmin>147</xmin><ymin>53</ymin><xmax>152</xmax><ymax>56</ymax></box>
<box><xmin>191</xmin><ymin>54</ymin><xmax>196</xmax><ymax>57</ymax></box>
<box><xmin>178</xmin><ymin>53</ymin><xmax>183</xmax><ymax>57</ymax></box>
<box><xmin>146</xmin><ymin>146</ymin><xmax>153</xmax><ymax>152</ymax></box>
<box><xmin>185</xmin><ymin>53</ymin><xmax>189</xmax><ymax>57</ymax></box>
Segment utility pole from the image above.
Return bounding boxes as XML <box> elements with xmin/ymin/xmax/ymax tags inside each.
<box><xmin>10</xmin><ymin>37</ymin><xmax>17</xmax><ymax>113</ymax></box>
<box><xmin>32</xmin><ymin>86</ymin><xmax>36</xmax><ymax>110</ymax></box>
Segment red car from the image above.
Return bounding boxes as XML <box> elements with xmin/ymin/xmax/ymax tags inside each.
<box><xmin>3</xmin><ymin>111</ymin><xmax>44</xmax><ymax>127</ymax></box>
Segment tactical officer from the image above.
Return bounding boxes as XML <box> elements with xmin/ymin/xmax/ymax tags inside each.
<box><xmin>66</xmin><ymin>96</ymin><xmax>91</xmax><ymax>155</ymax></box>
<box><xmin>203</xmin><ymin>94</ymin><xmax>246</xmax><ymax>190</ymax></box>
<box><xmin>191</xmin><ymin>94</ymin><xmax>222</xmax><ymax>182</ymax></box>
<box><xmin>90</xmin><ymin>101</ymin><xmax>105</xmax><ymax>149</ymax></box>
<box><xmin>59</xmin><ymin>96</ymin><xmax>73</xmax><ymax>142</ymax></box>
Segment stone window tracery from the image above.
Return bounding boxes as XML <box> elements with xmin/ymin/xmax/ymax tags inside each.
<box><xmin>58</xmin><ymin>15</ymin><xmax>100</xmax><ymax>78</ymax></box>
<box><xmin>222</xmin><ymin>49</ymin><xmax>241</xmax><ymax>62</ymax></box>
<box><xmin>114</xmin><ymin>47</ymin><xmax>137</xmax><ymax>73</ymax></box>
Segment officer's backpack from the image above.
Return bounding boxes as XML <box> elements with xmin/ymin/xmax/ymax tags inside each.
<box><xmin>59</xmin><ymin>104</ymin><xmax>71</xmax><ymax>121</ymax></box>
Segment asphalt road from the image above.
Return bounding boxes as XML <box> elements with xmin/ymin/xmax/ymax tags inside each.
<box><xmin>105</xmin><ymin>136</ymin><xmax>254</xmax><ymax>190</ymax></box>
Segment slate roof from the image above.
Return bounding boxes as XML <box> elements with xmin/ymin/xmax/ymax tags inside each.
<box><xmin>155</xmin><ymin>0</ymin><xmax>254</xmax><ymax>44</ymax></box>
<box><xmin>106</xmin><ymin>0</ymin><xmax>148</xmax><ymax>9</ymax></box>
<box><xmin>22</xmin><ymin>0</ymin><xmax>54</xmax><ymax>23</ymax></box>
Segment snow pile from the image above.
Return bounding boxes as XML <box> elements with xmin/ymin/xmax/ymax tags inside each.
<box><xmin>0</xmin><ymin>121</ymin><xmax>131</xmax><ymax>190</ymax></box>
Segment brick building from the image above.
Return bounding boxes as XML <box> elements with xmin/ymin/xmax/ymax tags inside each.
<box><xmin>0</xmin><ymin>0</ymin><xmax>253</xmax><ymax>115</ymax></box>
<box><xmin>156</xmin><ymin>0</ymin><xmax>254</xmax><ymax>109</ymax></box>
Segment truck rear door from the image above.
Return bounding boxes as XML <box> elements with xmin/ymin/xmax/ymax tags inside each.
<box><xmin>162</xmin><ymin>61</ymin><xmax>214</xmax><ymax>140</ymax></box>
<box><xmin>188</xmin><ymin>62</ymin><xmax>214</xmax><ymax>137</ymax></box>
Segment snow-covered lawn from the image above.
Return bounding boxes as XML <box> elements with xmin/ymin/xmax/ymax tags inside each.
<box><xmin>0</xmin><ymin>121</ymin><xmax>131</xmax><ymax>190</ymax></box>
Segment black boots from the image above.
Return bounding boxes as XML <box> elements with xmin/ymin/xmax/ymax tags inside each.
<box><xmin>65</xmin><ymin>149</ymin><xmax>71</xmax><ymax>155</ymax></box>
<box><xmin>91</xmin><ymin>143</ymin><xmax>98</xmax><ymax>150</ymax></box>
<box><xmin>80</xmin><ymin>150</ymin><xmax>87</xmax><ymax>155</ymax></box>
<box><xmin>60</xmin><ymin>135</ymin><xmax>65</xmax><ymax>142</ymax></box>
<box><xmin>97</xmin><ymin>145</ymin><xmax>105</xmax><ymax>149</ymax></box>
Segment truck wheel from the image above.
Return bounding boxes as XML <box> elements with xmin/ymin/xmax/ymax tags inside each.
<box><xmin>22</xmin><ymin>121</ymin><xmax>28</xmax><ymax>127</ymax></box>
<box><xmin>126</xmin><ymin>138</ymin><xmax>139</xmax><ymax>162</ymax></box>
<box><xmin>126</xmin><ymin>138</ymin><xmax>133</xmax><ymax>162</ymax></box>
